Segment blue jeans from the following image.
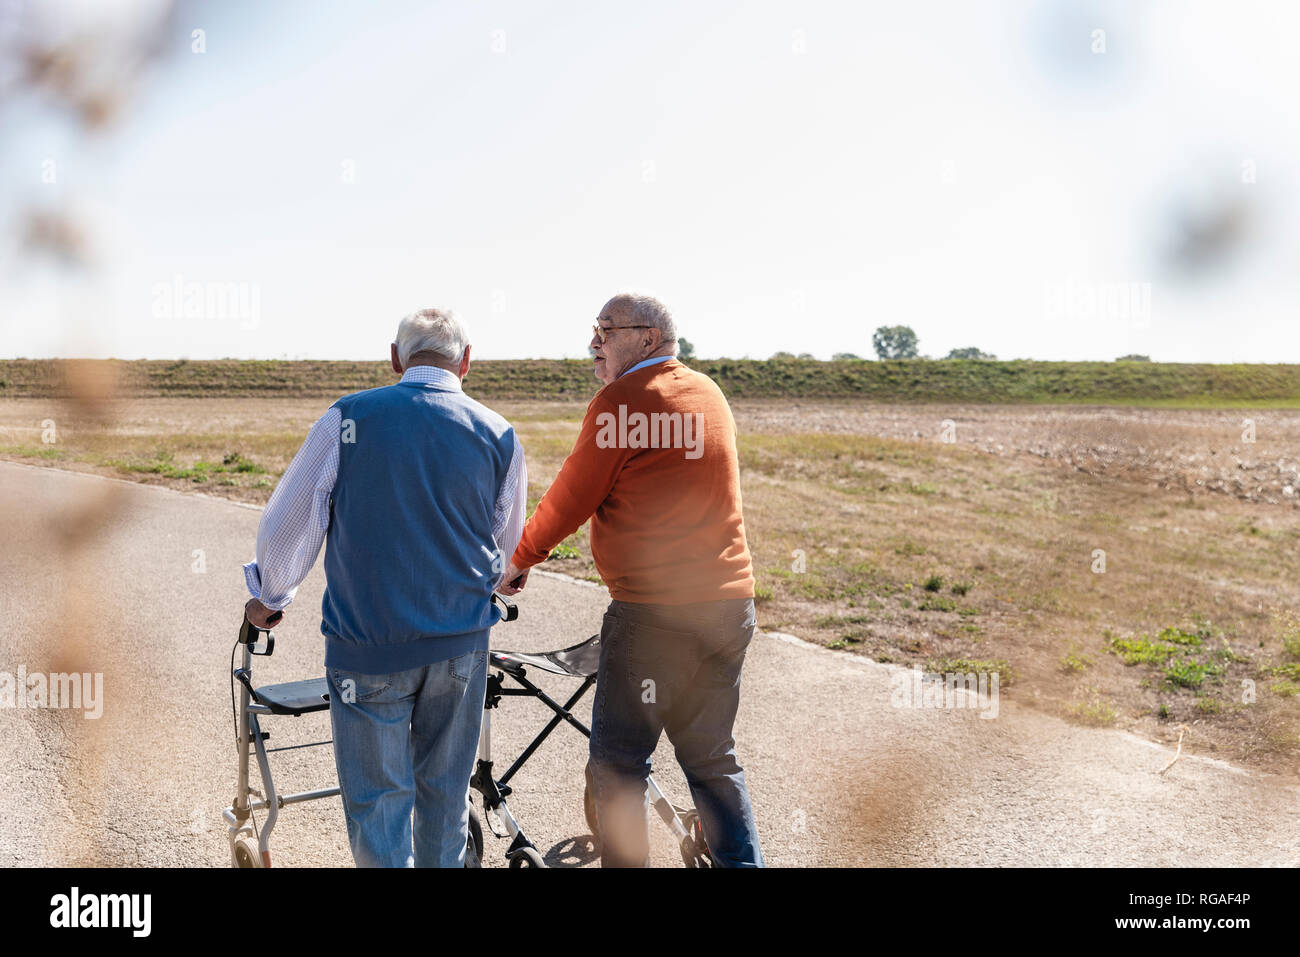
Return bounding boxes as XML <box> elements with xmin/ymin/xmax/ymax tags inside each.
<box><xmin>326</xmin><ymin>647</ymin><xmax>487</xmax><ymax>867</ymax></box>
<box><xmin>588</xmin><ymin>597</ymin><xmax>764</xmax><ymax>867</ymax></box>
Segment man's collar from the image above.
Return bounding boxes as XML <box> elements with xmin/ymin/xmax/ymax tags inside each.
<box><xmin>400</xmin><ymin>364</ymin><xmax>462</xmax><ymax>391</ymax></box>
<box><xmin>618</xmin><ymin>355</ymin><xmax>675</xmax><ymax>379</ymax></box>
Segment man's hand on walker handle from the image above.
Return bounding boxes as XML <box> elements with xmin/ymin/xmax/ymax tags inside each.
<box><xmin>245</xmin><ymin>597</ymin><xmax>283</xmax><ymax>630</ymax></box>
<box><xmin>499</xmin><ymin>561</ymin><xmax>529</xmax><ymax>596</ymax></box>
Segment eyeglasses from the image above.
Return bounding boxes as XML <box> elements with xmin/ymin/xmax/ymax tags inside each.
<box><xmin>592</xmin><ymin>323</ymin><xmax>654</xmax><ymax>344</ymax></box>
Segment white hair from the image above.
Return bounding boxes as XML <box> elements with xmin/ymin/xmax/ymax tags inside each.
<box><xmin>394</xmin><ymin>307</ymin><xmax>469</xmax><ymax>366</ymax></box>
<box><xmin>607</xmin><ymin>292</ymin><xmax>677</xmax><ymax>355</ymax></box>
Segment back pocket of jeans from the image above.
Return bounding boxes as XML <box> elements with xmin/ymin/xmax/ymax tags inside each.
<box><xmin>329</xmin><ymin>669</ymin><xmax>391</xmax><ymax>703</ymax></box>
<box><xmin>623</xmin><ymin>619</ymin><xmax>698</xmax><ymax>697</ymax></box>
<box><xmin>450</xmin><ymin>648</ymin><xmax>486</xmax><ymax>683</ymax></box>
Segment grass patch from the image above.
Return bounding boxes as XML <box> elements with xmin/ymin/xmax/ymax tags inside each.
<box><xmin>1163</xmin><ymin>660</ymin><xmax>1223</xmax><ymax>689</ymax></box>
<box><xmin>1071</xmin><ymin>690</ymin><xmax>1117</xmax><ymax>725</ymax></box>
<box><xmin>784</xmin><ymin>561</ymin><xmax>891</xmax><ymax>604</ymax></box>
<box><xmin>220</xmin><ymin>452</ymin><xmax>266</xmax><ymax>474</ymax></box>
<box><xmin>1061</xmin><ymin>652</ymin><xmax>1094</xmax><ymax>673</ymax></box>
<box><xmin>1280</xmin><ymin>614</ymin><xmax>1300</xmax><ymax>659</ymax></box>
<box><xmin>0</xmin><ymin>443</ymin><xmax>65</xmax><ymax>461</ymax></box>
<box><xmin>926</xmin><ymin>657</ymin><xmax>1014</xmax><ymax>687</ymax></box>
<box><xmin>1266</xmin><ymin>662</ymin><xmax>1300</xmax><ymax>681</ymax></box>
<box><xmin>548</xmin><ymin>541</ymin><xmax>581</xmax><ymax>560</ymax></box>
<box><xmin>1108</xmin><ymin>635</ymin><xmax>1181</xmax><ymax>665</ymax></box>
<box><xmin>827</xmin><ymin>634</ymin><xmax>865</xmax><ymax>650</ymax></box>
<box><xmin>102</xmin><ymin>450</ymin><xmax>267</xmax><ymax>483</ymax></box>
<box><xmin>1107</xmin><ymin>624</ymin><xmax>1207</xmax><ymax>665</ymax></box>
<box><xmin>1107</xmin><ymin>623</ymin><xmax>1226</xmax><ymax>690</ymax></box>
<box><xmin>1153</xmin><ymin>625</ymin><xmax>1205</xmax><ymax>647</ymax></box>
<box><xmin>815</xmin><ymin>613</ymin><xmax>873</xmax><ymax>627</ymax></box>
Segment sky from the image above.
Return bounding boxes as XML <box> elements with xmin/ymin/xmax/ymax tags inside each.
<box><xmin>2</xmin><ymin>0</ymin><xmax>1298</xmax><ymax>362</ymax></box>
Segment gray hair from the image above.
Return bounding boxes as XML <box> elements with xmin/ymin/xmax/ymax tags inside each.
<box><xmin>607</xmin><ymin>292</ymin><xmax>677</xmax><ymax>355</ymax></box>
<box><xmin>394</xmin><ymin>307</ymin><xmax>469</xmax><ymax>366</ymax></box>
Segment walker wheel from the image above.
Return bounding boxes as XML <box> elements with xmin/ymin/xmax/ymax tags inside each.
<box><xmin>508</xmin><ymin>846</ymin><xmax>545</xmax><ymax>868</ymax></box>
<box><xmin>681</xmin><ymin>810</ymin><xmax>713</xmax><ymax>868</ymax></box>
<box><xmin>232</xmin><ymin>835</ymin><xmax>265</xmax><ymax>868</ymax></box>
<box><xmin>466</xmin><ymin>808</ymin><xmax>484</xmax><ymax>868</ymax></box>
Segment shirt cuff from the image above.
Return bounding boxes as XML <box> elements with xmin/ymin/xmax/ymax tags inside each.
<box><xmin>243</xmin><ymin>561</ymin><xmax>293</xmax><ymax>612</ymax></box>
<box><xmin>243</xmin><ymin>561</ymin><xmax>261</xmax><ymax>597</ymax></box>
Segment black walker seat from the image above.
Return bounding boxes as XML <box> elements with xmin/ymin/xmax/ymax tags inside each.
<box><xmin>490</xmin><ymin>635</ymin><xmax>601</xmax><ymax>680</ymax></box>
<box><xmin>250</xmin><ymin>677</ymin><xmax>332</xmax><ymax>716</ymax></box>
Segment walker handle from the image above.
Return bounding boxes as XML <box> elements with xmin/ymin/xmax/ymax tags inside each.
<box><xmin>239</xmin><ymin>612</ymin><xmax>279</xmax><ymax>655</ymax></box>
<box><xmin>491</xmin><ymin>592</ymin><xmax>519</xmax><ymax>622</ymax></box>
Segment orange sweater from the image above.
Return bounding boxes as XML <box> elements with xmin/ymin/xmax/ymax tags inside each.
<box><xmin>512</xmin><ymin>359</ymin><xmax>755</xmax><ymax>605</ymax></box>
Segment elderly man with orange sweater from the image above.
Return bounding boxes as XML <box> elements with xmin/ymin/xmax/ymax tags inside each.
<box><xmin>501</xmin><ymin>293</ymin><xmax>763</xmax><ymax>867</ymax></box>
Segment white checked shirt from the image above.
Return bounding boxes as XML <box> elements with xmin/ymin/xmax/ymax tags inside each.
<box><xmin>243</xmin><ymin>365</ymin><xmax>528</xmax><ymax>611</ymax></box>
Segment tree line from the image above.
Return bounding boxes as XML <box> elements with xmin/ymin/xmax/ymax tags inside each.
<box><xmin>739</xmin><ymin>326</ymin><xmax>1151</xmax><ymax>362</ymax></box>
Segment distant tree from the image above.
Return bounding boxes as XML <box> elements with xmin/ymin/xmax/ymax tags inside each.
<box><xmin>946</xmin><ymin>347</ymin><xmax>997</xmax><ymax>360</ymax></box>
<box><xmin>1115</xmin><ymin>353</ymin><xmax>1151</xmax><ymax>362</ymax></box>
<box><xmin>797</xmin><ymin>352</ymin><xmax>816</xmax><ymax>360</ymax></box>
<box><xmin>832</xmin><ymin>352</ymin><xmax>862</xmax><ymax>360</ymax></box>
<box><xmin>872</xmin><ymin>325</ymin><xmax>919</xmax><ymax>360</ymax></box>
<box><xmin>770</xmin><ymin>351</ymin><xmax>796</xmax><ymax>360</ymax></box>
<box><xmin>677</xmin><ymin>337</ymin><xmax>696</xmax><ymax>360</ymax></box>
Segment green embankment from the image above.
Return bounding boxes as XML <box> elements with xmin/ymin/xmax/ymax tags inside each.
<box><xmin>2</xmin><ymin>358</ymin><xmax>1299</xmax><ymax>405</ymax></box>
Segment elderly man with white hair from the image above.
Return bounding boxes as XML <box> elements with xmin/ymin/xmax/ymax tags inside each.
<box><xmin>242</xmin><ymin>307</ymin><xmax>527</xmax><ymax>868</ymax></box>
<box><xmin>501</xmin><ymin>292</ymin><xmax>763</xmax><ymax>867</ymax></box>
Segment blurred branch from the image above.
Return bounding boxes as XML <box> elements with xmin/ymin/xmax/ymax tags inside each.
<box><xmin>0</xmin><ymin>0</ymin><xmax>175</xmax><ymax>128</ymax></box>
<box><xmin>0</xmin><ymin>0</ymin><xmax>175</xmax><ymax>268</ymax></box>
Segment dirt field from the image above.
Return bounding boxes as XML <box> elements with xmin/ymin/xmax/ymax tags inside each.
<box><xmin>738</xmin><ymin>401</ymin><xmax>1300</xmax><ymax>505</ymax></box>
<box><xmin>2</xmin><ymin>395</ymin><xmax>1298</xmax><ymax>778</ymax></box>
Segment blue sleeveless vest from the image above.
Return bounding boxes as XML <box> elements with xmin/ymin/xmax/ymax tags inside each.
<box><xmin>320</xmin><ymin>379</ymin><xmax>514</xmax><ymax>673</ymax></box>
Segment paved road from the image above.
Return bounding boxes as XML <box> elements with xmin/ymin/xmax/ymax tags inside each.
<box><xmin>2</xmin><ymin>460</ymin><xmax>1297</xmax><ymax>867</ymax></box>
